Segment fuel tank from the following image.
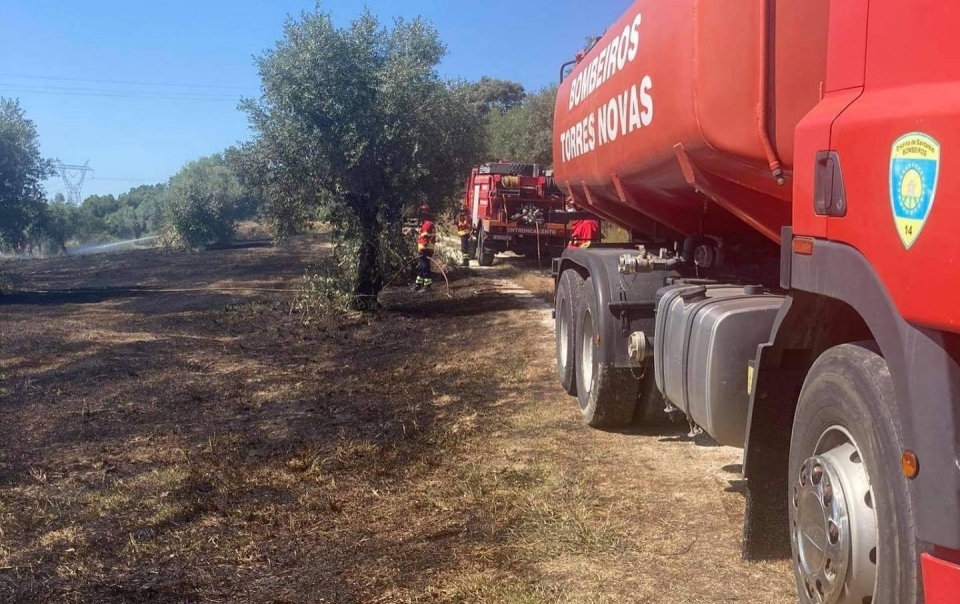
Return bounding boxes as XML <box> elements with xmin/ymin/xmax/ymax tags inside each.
<box><xmin>553</xmin><ymin>0</ymin><xmax>829</xmax><ymax>245</ymax></box>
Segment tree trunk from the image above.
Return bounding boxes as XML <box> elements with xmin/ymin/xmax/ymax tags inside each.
<box><xmin>353</xmin><ymin>218</ymin><xmax>383</xmax><ymax>311</ymax></box>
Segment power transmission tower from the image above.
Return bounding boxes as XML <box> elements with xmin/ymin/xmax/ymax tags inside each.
<box><xmin>56</xmin><ymin>161</ymin><xmax>94</xmax><ymax>205</ymax></box>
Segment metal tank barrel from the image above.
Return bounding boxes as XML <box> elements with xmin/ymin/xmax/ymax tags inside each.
<box><xmin>553</xmin><ymin>0</ymin><xmax>829</xmax><ymax>246</ymax></box>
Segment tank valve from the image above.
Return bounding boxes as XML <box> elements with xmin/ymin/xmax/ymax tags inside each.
<box><xmin>618</xmin><ymin>253</ymin><xmax>681</xmax><ymax>274</ymax></box>
<box><xmin>772</xmin><ymin>167</ymin><xmax>786</xmax><ymax>186</ymax></box>
<box><xmin>627</xmin><ymin>331</ymin><xmax>651</xmax><ymax>363</ymax></box>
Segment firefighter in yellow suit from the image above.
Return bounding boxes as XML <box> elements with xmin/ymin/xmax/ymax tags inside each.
<box><xmin>457</xmin><ymin>211</ymin><xmax>471</xmax><ymax>267</ymax></box>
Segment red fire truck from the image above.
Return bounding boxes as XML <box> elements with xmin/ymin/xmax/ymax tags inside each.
<box><xmin>551</xmin><ymin>1</ymin><xmax>960</xmax><ymax>602</ymax></box>
<box><xmin>464</xmin><ymin>162</ymin><xmax>569</xmax><ymax>266</ymax></box>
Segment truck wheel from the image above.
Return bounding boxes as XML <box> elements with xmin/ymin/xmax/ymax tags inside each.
<box><xmin>788</xmin><ymin>343</ymin><xmax>918</xmax><ymax>604</ymax></box>
<box><xmin>574</xmin><ymin>277</ymin><xmax>638</xmax><ymax>428</ymax></box>
<box><xmin>477</xmin><ymin>229</ymin><xmax>495</xmax><ymax>267</ymax></box>
<box><xmin>555</xmin><ymin>269</ymin><xmax>584</xmax><ymax>395</ymax></box>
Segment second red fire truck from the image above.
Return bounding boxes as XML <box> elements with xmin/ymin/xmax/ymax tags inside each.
<box><xmin>463</xmin><ymin>162</ymin><xmax>570</xmax><ymax>265</ymax></box>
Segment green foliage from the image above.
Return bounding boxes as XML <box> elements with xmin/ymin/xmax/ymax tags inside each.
<box><xmin>222</xmin><ymin>145</ymin><xmax>266</xmax><ymax>225</ymax></box>
<box><xmin>62</xmin><ymin>184</ymin><xmax>165</xmax><ymax>244</ymax></box>
<box><xmin>159</xmin><ymin>154</ymin><xmax>246</xmax><ymax>249</ymax></box>
<box><xmin>0</xmin><ymin>269</ymin><xmax>22</xmax><ymax>294</ymax></box>
<box><xmin>239</xmin><ymin>9</ymin><xmax>485</xmax><ymax>307</ymax></box>
<box><xmin>486</xmin><ymin>85</ymin><xmax>557</xmax><ymax>167</ymax></box>
<box><xmin>0</xmin><ymin>98</ymin><xmax>54</xmax><ymax>247</ymax></box>
<box><xmin>113</xmin><ymin>184</ymin><xmax>165</xmax><ymax>239</ymax></box>
<box><xmin>464</xmin><ymin>77</ymin><xmax>526</xmax><ymax>118</ymax></box>
<box><xmin>39</xmin><ymin>196</ymin><xmax>81</xmax><ymax>253</ymax></box>
<box><xmin>227</xmin><ymin>141</ymin><xmax>308</xmax><ymax>238</ymax></box>
<box><xmin>291</xmin><ymin>241</ymin><xmax>361</xmax><ymax>322</ymax></box>
<box><xmin>80</xmin><ymin>194</ymin><xmax>121</xmax><ymax>220</ymax></box>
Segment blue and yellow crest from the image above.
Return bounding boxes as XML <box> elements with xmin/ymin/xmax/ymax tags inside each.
<box><xmin>890</xmin><ymin>132</ymin><xmax>940</xmax><ymax>249</ymax></box>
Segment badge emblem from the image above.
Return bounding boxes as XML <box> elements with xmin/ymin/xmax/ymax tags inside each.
<box><xmin>890</xmin><ymin>132</ymin><xmax>940</xmax><ymax>249</ymax></box>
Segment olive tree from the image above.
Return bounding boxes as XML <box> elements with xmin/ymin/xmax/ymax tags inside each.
<box><xmin>0</xmin><ymin>98</ymin><xmax>54</xmax><ymax>247</ymax></box>
<box><xmin>160</xmin><ymin>154</ymin><xmax>245</xmax><ymax>249</ymax></box>
<box><xmin>239</xmin><ymin>9</ymin><xmax>484</xmax><ymax>308</ymax></box>
<box><xmin>486</xmin><ymin>85</ymin><xmax>557</xmax><ymax>167</ymax></box>
<box><xmin>39</xmin><ymin>194</ymin><xmax>79</xmax><ymax>254</ymax></box>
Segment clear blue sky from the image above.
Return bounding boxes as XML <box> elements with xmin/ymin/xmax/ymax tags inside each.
<box><xmin>1</xmin><ymin>0</ymin><xmax>632</xmax><ymax>200</ymax></box>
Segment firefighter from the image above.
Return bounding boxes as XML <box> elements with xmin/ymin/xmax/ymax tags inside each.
<box><xmin>568</xmin><ymin>217</ymin><xmax>601</xmax><ymax>249</ymax></box>
<box><xmin>457</xmin><ymin>210</ymin><xmax>471</xmax><ymax>267</ymax></box>
<box><xmin>415</xmin><ymin>204</ymin><xmax>437</xmax><ymax>291</ymax></box>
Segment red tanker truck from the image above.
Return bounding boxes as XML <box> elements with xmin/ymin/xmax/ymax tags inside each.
<box><xmin>551</xmin><ymin>1</ymin><xmax>960</xmax><ymax>602</ymax></box>
<box><xmin>464</xmin><ymin>162</ymin><xmax>569</xmax><ymax>266</ymax></box>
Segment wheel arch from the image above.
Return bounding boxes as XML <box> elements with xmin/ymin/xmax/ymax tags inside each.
<box><xmin>742</xmin><ymin>236</ymin><xmax>960</xmax><ymax>560</ymax></box>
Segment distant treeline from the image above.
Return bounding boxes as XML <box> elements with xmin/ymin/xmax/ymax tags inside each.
<box><xmin>2</xmin><ymin>5</ymin><xmax>563</xmax><ymax>294</ymax></box>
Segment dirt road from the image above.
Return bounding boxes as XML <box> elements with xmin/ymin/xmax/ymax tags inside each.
<box><xmin>0</xmin><ymin>236</ymin><xmax>796</xmax><ymax>603</ymax></box>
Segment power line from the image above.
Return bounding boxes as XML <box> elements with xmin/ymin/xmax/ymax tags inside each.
<box><xmin>0</xmin><ymin>85</ymin><xmax>245</xmax><ymax>102</ymax></box>
<box><xmin>91</xmin><ymin>177</ymin><xmax>166</xmax><ymax>183</ymax></box>
<box><xmin>0</xmin><ymin>72</ymin><xmax>255</xmax><ymax>91</ymax></box>
<box><xmin>0</xmin><ymin>82</ymin><xmax>244</xmax><ymax>99</ymax></box>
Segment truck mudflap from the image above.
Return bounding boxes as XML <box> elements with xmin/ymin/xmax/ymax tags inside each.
<box><xmin>921</xmin><ymin>553</ymin><xmax>960</xmax><ymax>604</ymax></box>
<box><xmin>746</xmin><ymin>231</ymin><xmax>960</xmax><ymax>554</ymax></box>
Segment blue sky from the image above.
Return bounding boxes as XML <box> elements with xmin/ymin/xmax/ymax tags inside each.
<box><xmin>1</xmin><ymin>0</ymin><xmax>632</xmax><ymax>200</ymax></box>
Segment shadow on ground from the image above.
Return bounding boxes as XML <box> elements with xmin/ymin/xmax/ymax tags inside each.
<box><xmin>0</xmin><ymin>239</ymin><xmax>549</xmax><ymax>603</ymax></box>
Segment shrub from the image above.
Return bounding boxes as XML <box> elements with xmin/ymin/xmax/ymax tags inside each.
<box><xmin>160</xmin><ymin>155</ymin><xmax>244</xmax><ymax>250</ymax></box>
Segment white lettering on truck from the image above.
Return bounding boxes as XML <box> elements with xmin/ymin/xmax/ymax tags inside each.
<box><xmin>561</xmin><ymin>75</ymin><xmax>654</xmax><ymax>163</ymax></box>
<box><xmin>568</xmin><ymin>13</ymin><xmax>643</xmax><ymax>112</ymax></box>
<box><xmin>560</xmin><ymin>14</ymin><xmax>654</xmax><ymax>164</ymax></box>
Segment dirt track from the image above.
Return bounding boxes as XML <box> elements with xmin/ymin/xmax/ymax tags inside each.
<box><xmin>0</xmin><ymin>235</ymin><xmax>796</xmax><ymax>603</ymax></box>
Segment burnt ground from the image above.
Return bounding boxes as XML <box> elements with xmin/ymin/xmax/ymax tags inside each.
<box><xmin>0</xmin><ymin>235</ymin><xmax>796</xmax><ymax>603</ymax></box>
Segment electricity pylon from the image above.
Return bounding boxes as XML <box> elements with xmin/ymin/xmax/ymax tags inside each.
<box><xmin>56</xmin><ymin>161</ymin><xmax>94</xmax><ymax>205</ymax></box>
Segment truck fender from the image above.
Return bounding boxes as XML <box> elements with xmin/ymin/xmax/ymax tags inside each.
<box><xmin>741</xmin><ymin>234</ymin><xmax>960</xmax><ymax>559</ymax></box>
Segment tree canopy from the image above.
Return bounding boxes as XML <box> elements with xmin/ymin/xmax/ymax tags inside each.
<box><xmin>485</xmin><ymin>85</ymin><xmax>557</xmax><ymax>167</ymax></box>
<box><xmin>159</xmin><ymin>154</ymin><xmax>246</xmax><ymax>249</ymax></box>
<box><xmin>40</xmin><ymin>194</ymin><xmax>80</xmax><ymax>253</ymax></box>
<box><xmin>0</xmin><ymin>98</ymin><xmax>54</xmax><ymax>246</ymax></box>
<box><xmin>464</xmin><ymin>77</ymin><xmax>527</xmax><ymax>117</ymax></box>
<box><xmin>239</xmin><ymin>9</ymin><xmax>485</xmax><ymax>306</ymax></box>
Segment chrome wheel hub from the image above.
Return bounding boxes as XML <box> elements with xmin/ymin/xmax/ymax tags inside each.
<box><xmin>792</xmin><ymin>427</ymin><xmax>878</xmax><ymax>604</ymax></box>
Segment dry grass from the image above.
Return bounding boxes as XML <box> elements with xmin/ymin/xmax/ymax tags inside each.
<box><xmin>0</xmin><ymin>234</ymin><xmax>796</xmax><ymax>603</ymax></box>
<box><xmin>483</xmin><ymin>259</ymin><xmax>555</xmax><ymax>305</ymax></box>
<box><xmin>234</xmin><ymin>220</ymin><xmax>274</xmax><ymax>241</ymax></box>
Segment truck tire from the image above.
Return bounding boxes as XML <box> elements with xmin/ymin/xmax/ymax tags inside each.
<box><xmin>788</xmin><ymin>343</ymin><xmax>918</xmax><ymax>604</ymax></box>
<box><xmin>477</xmin><ymin>229</ymin><xmax>495</xmax><ymax>267</ymax></box>
<box><xmin>555</xmin><ymin>269</ymin><xmax>585</xmax><ymax>395</ymax></box>
<box><xmin>574</xmin><ymin>277</ymin><xmax>638</xmax><ymax>428</ymax></box>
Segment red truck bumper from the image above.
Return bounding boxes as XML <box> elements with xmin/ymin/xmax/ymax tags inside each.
<box><xmin>923</xmin><ymin>552</ymin><xmax>960</xmax><ymax>603</ymax></box>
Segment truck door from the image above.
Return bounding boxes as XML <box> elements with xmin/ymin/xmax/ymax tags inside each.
<box><xmin>794</xmin><ymin>0</ymin><xmax>868</xmax><ymax>240</ymax></box>
<box><xmin>826</xmin><ymin>0</ymin><xmax>960</xmax><ymax>330</ymax></box>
